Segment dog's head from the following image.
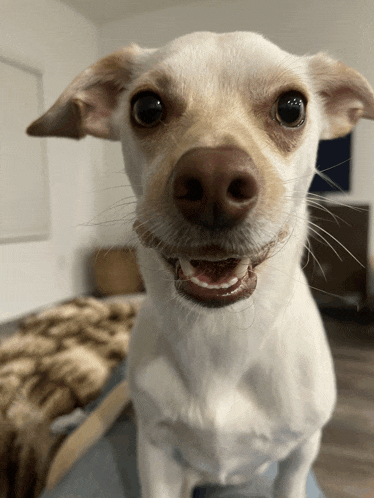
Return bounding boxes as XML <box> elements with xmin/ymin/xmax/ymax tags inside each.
<box><xmin>27</xmin><ymin>32</ymin><xmax>374</xmax><ymax>308</ymax></box>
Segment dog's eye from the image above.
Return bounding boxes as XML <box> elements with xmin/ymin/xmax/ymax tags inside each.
<box><xmin>274</xmin><ymin>92</ymin><xmax>306</xmax><ymax>128</ymax></box>
<box><xmin>131</xmin><ymin>92</ymin><xmax>163</xmax><ymax>127</ymax></box>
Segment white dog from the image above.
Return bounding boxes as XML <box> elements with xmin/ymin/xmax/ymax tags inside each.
<box><xmin>28</xmin><ymin>31</ymin><xmax>374</xmax><ymax>498</ymax></box>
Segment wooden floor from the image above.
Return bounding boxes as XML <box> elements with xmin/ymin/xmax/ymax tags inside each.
<box><xmin>313</xmin><ymin>315</ymin><xmax>374</xmax><ymax>498</ymax></box>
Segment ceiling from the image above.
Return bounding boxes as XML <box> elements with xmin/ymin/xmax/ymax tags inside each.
<box><xmin>60</xmin><ymin>0</ymin><xmax>199</xmax><ymax>25</ymax></box>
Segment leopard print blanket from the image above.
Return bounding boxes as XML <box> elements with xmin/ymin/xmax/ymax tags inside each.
<box><xmin>0</xmin><ymin>296</ymin><xmax>140</xmax><ymax>498</ymax></box>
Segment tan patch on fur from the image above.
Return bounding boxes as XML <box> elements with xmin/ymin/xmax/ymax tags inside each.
<box><xmin>27</xmin><ymin>45</ymin><xmax>139</xmax><ymax>139</ymax></box>
<box><xmin>128</xmin><ymin>70</ymin><xmax>189</xmax><ymax>160</ymax></box>
<box><xmin>249</xmin><ymin>72</ymin><xmax>309</xmax><ymax>155</ymax></box>
<box><xmin>277</xmin><ymin>224</ymin><xmax>291</xmax><ymax>242</ymax></box>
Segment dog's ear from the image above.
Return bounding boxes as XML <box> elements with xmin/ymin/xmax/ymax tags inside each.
<box><xmin>27</xmin><ymin>45</ymin><xmax>144</xmax><ymax>140</ymax></box>
<box><xmin>309</xmin><ymin>53</ymin><xmax>374</xmax><ymax>139</ymax></box>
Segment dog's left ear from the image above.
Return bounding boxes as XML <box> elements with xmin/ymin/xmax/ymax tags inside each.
<box><xmin>309</xmin><ymin>53</ymin><xmax>374</xmax><ymax>139</ymax></box>
<box><xmin>27</xmin><ymin>44</ymin><xmax>146</xmax><ymax>140</ymax></box>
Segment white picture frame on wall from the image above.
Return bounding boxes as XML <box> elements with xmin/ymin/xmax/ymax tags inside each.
<box><xmin>0</xmin><ymin>55</ymin><xmax>50</xmax><ymax>243</ymax></box>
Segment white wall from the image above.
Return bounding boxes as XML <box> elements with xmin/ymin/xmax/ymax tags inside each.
<box><xmin>0</xmin><ymin>0</ymin><xmax>102</xmax><ymax>322</ymax></box>
<box><xmin>98</xmin><ymin>0</ymin><xmax>374</xmax><ymax>288</ymax></box>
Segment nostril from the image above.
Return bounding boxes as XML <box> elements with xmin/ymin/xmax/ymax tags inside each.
<box><xmin>175</xmin><ymin>177</ymin><xmax>204</xmax><ymax>202</ymax></box>
<box><xmin>227</xmin><ymin>175</ymin><xmax>258</xmax><ymax>202</ymax></box>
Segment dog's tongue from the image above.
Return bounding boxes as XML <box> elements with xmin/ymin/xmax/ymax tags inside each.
<box><xmin>191</xmin><ymin>259</ymin><xmax>240</xmax><ymax>284</ymax></box>
<box><xmin>179</xmin><ymin>257</ymin><xmax>251</xmax><ymax>288</ymax></box>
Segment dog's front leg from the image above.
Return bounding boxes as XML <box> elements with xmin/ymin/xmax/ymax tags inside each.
<box><xmin>137</xmin><ymin>424</ymin><xmax>199</xmax><ymax>498</ymax></box>
<box><xmin>273</xmin><ymin>430</ymin><xmax>322</xmax><ymax>498</ymax></box>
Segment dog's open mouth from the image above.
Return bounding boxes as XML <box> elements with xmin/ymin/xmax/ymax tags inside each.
<box><xmin>164</xmin><ymin>255</ymin><xmax>266</xmax><ymax>307</ymax></box>
<box><xmin>133</xmin><ymin>219</ymin><xmax>275</xmax><ymax>307</ymax></box>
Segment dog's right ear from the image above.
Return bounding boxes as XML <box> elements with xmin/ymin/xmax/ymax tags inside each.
<box><xmin>27</xmin><ymin>45</ymin><xmax>145</xmax><ymax>140</ymax></box>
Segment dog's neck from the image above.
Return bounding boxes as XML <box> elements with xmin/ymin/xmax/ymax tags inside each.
<box><xmin>136</xmin><ymin>215</ymin><xmax>307</xmax><ymax>395</ymax></box>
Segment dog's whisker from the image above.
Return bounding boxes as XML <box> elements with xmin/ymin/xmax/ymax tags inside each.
<box><xmin>78</xmin><ymin>213</ymin><xmax>136</xmax><ymax>228</ymax></box>
<box><xmin>282</xmin><ymin>156</ymin><xmax>354</xmax><ymax>188</ymax></box>
<box><xmin>306</xmin><ymin>193</ymin><xmax>368</xmax><ymax>212</ymax></box>
<box><xmin>262</xmin><ymin>259</ymin><xmax>341</xmax><ymax>300</ymax></box>
<box><xmin>79</xmin><ymin>199</ymin><xmax>137</xmax><ymax>226</ymax></box>
<box><xmin>301</xmin><ymin>239</ymin><xmax>312</xmax><ymax>270</ymax></box>
<box><xmin>307</xmin><ymin>219</ymin><xmax>364</xmax><ymax>267</ymax></box>
<box><xmin>283</xmin><ymin>170</ymin><xmax>318</xmax><ymax>184</ymax></box>
<box><xmin>314</xmin><ymin>169</ymin><xmax>345</xmax><ymax>193</ymax></box>
<box><xmin>316</xmin><ymin>157</ymin><xmax>351</xmax><ymax>175</ymax></box>
<box><xmin>90</xmin><ymin>185</ymin><xmax>136</xmax><ymax>194</ymax></box>
<box><xmin>260</xmin><ymin>205</ymin><xmax>361</xmax><ymax>271</ymax></box>
<box><xmin>302</xmin><ymin>240</ymin><xmax>327</xmax><ymax>282</ymax></box>
<box><xmin>306</xmin><ymin>200</ymin><xmax>350</xmax><ymax>226</ymax></box>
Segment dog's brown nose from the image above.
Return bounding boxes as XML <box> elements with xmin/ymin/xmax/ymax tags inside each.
<box><xmin>173</xmin><ymin>146</ymin><xmax>259</xmax><ymax>229</ymax></box>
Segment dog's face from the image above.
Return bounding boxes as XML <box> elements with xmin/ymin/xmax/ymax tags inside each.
<box><xmin>27</xmin><ymin>31</ymin><xmax>374</xmax><ymax>308</ymax></box>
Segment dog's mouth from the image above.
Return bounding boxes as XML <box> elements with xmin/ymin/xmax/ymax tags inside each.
<box><xmin>163</xmin><ymin>252</ymin><xmax>268</xmax><ymax>307</ymax></box>
<box><xmin>133</xmin><ymin>219</ymin><xmax>277</xmax><ymax>307</ymax></box>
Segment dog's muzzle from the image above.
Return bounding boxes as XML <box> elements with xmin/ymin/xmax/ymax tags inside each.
<box><xmin>135</xmin><ymin>146</ymin><xmax>272</xmax><ymax>307</ymax></box>
<box><xmin>159</xmin><ymin>146</ymin><xmax>264</xmax><ymax>307</ymax></box>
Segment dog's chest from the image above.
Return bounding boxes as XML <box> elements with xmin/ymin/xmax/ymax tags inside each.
<box><xmin>134</xmin><ymin>355</ymin><xmax>314</xmax><ymax>484</ymax></box>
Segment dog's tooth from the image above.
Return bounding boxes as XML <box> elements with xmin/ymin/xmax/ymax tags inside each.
<box><xmin>191</xmin><ymin>277</ymin><xmax>208</xmax><ymax>287</ymax></box>
<box><xmin>210</xmin><ymin>278</ymin><xmax>237</xmax><ymax>289</ymax></box>
<box><xmin>179</xmin><ymin>258</ymin><xmax>195</xmax><ymax>277</ymax></box>
<box><xmin>234</xmin><ymin>258</ymin><xmax>250</xmax><ymax>279</ymax></box>
<box><xmin>223</xmin><ymin>277</ymin><xmax>239</xmax><ymax>288</ymax></box>
<box><xmin>191</xmin><ymin>277</ymin><xmax>239</xmax><ymax>290</ymax></box>
<box><xmin>181</xmin><ymin>258</ymin><xmax>243</xmax><ymax>289</ymax></box>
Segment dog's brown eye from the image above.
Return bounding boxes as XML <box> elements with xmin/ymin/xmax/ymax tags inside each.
<box><xmin>274</xmin><ymin>91</ymin><xmax>306</xmax><ymax>128</ymax></box>
<box><xmin>131</xmin><ymin>92</ymin><xmax>163</xmax><ymax>127</ymax></box>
